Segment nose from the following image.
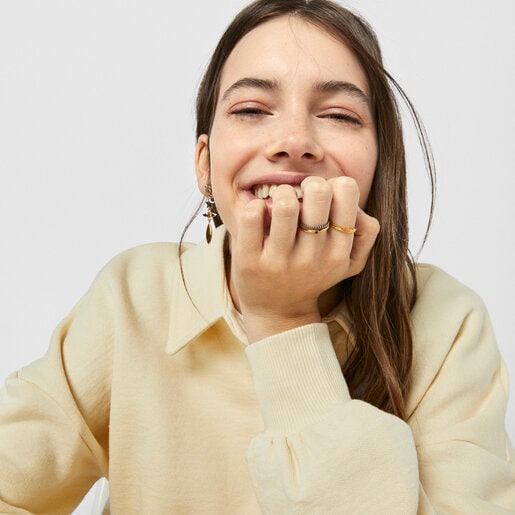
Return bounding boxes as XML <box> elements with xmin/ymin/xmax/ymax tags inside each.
<box><xmin>265</xmin><ymin>116</ymin><xmax>324</xmax><ymax>164</ymax></box>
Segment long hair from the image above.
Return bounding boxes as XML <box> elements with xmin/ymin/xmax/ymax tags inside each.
<box><xmin>189</xmin><ymin>0</ymin><xmax>435</xmax><ymax>420</ymax></box>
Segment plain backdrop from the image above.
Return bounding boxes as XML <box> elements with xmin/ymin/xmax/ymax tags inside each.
<box><xmin>1</xmin><ymin>1</ymin><xmax>514</xmax><ymax>512</ymax></box>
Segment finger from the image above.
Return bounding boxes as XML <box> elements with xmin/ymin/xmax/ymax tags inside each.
<box><xmin>298</xmin><ymin>176</ymin><xmax>332</xmax><ymax>238</ymax></box>
<box><xmin>236</xmin><ymin>199</ymin><xmax>266</xmax><ymax>256</ymax></box>
<box><xmin>347</xmin><ymin>208</ymin><xmax>380</xmax><ymax>276</ymax></box>
<box><xmin>328</xmin><ymin>176</ymin><xmax>360</xmax><ymax>234</ymax></box>
<box><xmin>268</xmin><ymin>185</ymin><xmax>299</xmax><ymax>255</ymax></box>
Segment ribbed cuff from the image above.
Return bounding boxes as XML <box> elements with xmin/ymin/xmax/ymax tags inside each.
<box><xmin>245</xmin><ymin>323</ymin><xmax>351</xmax><ymax>434</ymax></box>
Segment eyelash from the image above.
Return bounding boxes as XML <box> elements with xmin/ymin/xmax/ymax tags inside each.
<box><xmin>322</xmin><ymin>113</ymin><xmax>361</xmax><ymax>126</ymax></box>
<box><xmin>230</xmin><ymin>108</ymin><xmax>362</xmax><ymax>126</ymax></box>
<box><xmin>231</xmin><ymin>108</ymin><xmax>269</xmax><ymax>117</ymax></box>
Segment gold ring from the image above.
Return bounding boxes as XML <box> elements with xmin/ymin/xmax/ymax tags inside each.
<box><xmin>298</xmin><ymin>220</ymin><xmax>330</xmax><ymax>234</ymax></box>
<box><xmin>330</xmin><ymin>222</ymin><xmax>357</xmax><ymax>234</ymax></box>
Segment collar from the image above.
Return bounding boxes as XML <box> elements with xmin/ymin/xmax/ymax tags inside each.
<box><xmin>165</xmin><ymin>224</ymin><xmax>352</xmax><ymax>355</ymax></box>
<box><xmin>166</xmin><ymin>225</ymin><xmax>242</xmax><ymax>355</ymax></box>
<box><xmin>323</xmin><ymin>300</ymin><xmax>352</xmax><ymax>334</ymax></box>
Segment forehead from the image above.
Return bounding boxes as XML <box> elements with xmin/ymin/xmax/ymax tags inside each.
<box><xmin>218</xmin><ymin>15</ymin><xmax>370</xmax><ymax>96</ymax></box>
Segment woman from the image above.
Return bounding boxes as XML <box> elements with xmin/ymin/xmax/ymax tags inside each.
<box><xmin>1</xmin><ymin>0</ymin><xmax>514</xmax><ymax>513</ymax></box>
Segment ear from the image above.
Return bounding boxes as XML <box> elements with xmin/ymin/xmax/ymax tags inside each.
<box><xmin>195</xmin><ymin>134</ymin><xmax>210</xmax><ymax>195</ymax></box>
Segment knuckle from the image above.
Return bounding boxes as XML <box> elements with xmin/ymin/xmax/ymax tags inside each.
<box><xmin>335</xmin><ymin>176</ymin><xmax>360</xmax><ymax>197</ymax></box>
<box><xmin>302</xmin><ymin>176</ymin><xmax>331</xmax><ymax>199</ymax></box>
<box><xmin>272</xmin><ymin>195</ymin><xmax>298</xmax><ymax>216</ymax></box>
<box><xmin>332</xmin><ymin>255</ymin><xmax>351</xmax><ymax>274</ymax></box>
<box><xmin>295</xmin><ymin>254</ymin><xmax>312</xmax><ymax>271</ymax></box>
<box><xmin>301</xmin><ymin>175</ymin><xmax>323</xmax><ymax>186</ymax></box>
<box><xmin>337</xmin><ymin>175</ymin><xmax>358</xmax><ymax>188</ymax></box>
<box><xmin>348</xmin><ymin>262</ymin><xmax>366</xmax><ymax>277</ymax></box>
<box><xmin>241</xmin><ymin>204</ymin><xmax>262</xmax><ymax>224</ymax></box>
<box><xmin>269</xmin><ymin>257</ymin><xmax>289</xmax><ymax>275</ymax></box>
<box><xmin>363</xmin><ymin>216</ymin><xmax>381</xmax><ymax>236</ymax></box>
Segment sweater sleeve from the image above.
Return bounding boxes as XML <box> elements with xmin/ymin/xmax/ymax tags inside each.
<box><xmin>409</xmin><ymin>276</ymin><xmax>515</xmax><ymax>514</ymax></box>
<box><xmin>245</xmin><ymin>312</ymin><xmax>515</xmax><ymax>514</ymax></box>
<box><xmin>0</xmin><ymin>267</ymin><xmax>113</xmax><ymax>514</ymax></box>
<box><xmin>245</xmin><ymin>324</ymin><xmax>419</xmax><ymax>514</ymax></box>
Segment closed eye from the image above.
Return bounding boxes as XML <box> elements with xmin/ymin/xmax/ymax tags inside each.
<box><xmin>322</xmin><ymin>113</ymin><xmax>362</xmax><ymax>125</ymax></box>
<box><xmin>231</xmin><ymin>107</ymin><xmax>270</xmax><ymax>117</ymax></box>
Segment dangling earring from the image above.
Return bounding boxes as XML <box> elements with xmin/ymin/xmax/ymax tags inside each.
<box><xmin>203</xmin><ymin>184</ymin><xmax>218</xmax><ymax>244</ymax></box>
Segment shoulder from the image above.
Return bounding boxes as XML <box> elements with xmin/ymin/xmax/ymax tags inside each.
<box><xmin>98</xmin><ymin>241</ymin><xmax>194</xmax><ymax>285</ymax></box>
<box><xmin>413</xmin><ymin>263</ymin><xmax>486</xmax><ymax>322</ymax></box>
<box><xmin>72</xmin><ymin>241</ymin><xmax>200</xmax><ymax>344</ymax></box>
<box><xmin>104</xmin><ymin>241</ymin><xmax>184</xmax><ymax>272</ymax></box>
<box><xmin>84</xmin><ymin>241</ymin><xmax>197</xmax><ymax>314</ymax></box>
<box><xmin>407</xmin><ymin>264</ymin><xmax>502</xmax><ymax>416</ymax></box>
<box><xmin>412</xmin><ymin>262</ymin><xmax>491</xmax><ymax>345</ymax></box>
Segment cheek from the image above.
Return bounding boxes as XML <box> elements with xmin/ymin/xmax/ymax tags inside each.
<box><xmin>357</xmin><ymin>144</ymin><xmax>377</xmax><ymax>183</ymax></box>
<box><xmin>208</xmin><ymin>127</ymin><xmax>261</xmax><ymax>183</ymax></box>
<box><xmin>336</xmin><ymin>139</ymin><xmax>377</xmax><ymax>202</ymax></box>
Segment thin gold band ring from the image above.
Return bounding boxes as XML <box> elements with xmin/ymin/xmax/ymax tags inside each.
<box><xmin>329</xmin><ymin>222</ymin><xmax>357</xmax><ymax>234</ymax></box>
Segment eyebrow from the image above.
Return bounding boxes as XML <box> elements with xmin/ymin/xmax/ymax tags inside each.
<box><xmin>313</xmin><ymin>80</ymin><xmax>371</xmax><ymax>109</ymax></box>
<box><xmin>221</xmin><ymin>78</ymin><xmax>278</xmax><ymax>102</ymax></box>
<box><xmin>221</xmin><ymin>77</ymin><xmax>371</xmax><ymax>110</ymax></box>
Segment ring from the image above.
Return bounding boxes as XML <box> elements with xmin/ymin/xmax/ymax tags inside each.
<box><xmin>298</xmin><ymin>220</ymin><xmax>330</xmax><ymax>234</ymax></box>
<box><xmin>330</xmin><ymin>222</ymin><xmax>357</xmax><ymax>234</ymax></box>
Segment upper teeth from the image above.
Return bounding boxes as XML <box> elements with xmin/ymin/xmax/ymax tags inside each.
<box><xmin>253</xmin><ymin>184</ymin><xmax>303</xmax><ymax>199</ymax></box>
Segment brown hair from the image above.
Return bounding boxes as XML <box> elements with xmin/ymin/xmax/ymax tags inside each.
<box><xmin>189</xmin><ymin>0</ymin><xmax>435</xmax><ymax>420</ymax></box>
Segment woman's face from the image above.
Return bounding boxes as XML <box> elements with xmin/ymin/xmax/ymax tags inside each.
<box><xmin>196</xmin><ymin>15</ymin><xmax>378</xmax><ymax>237</ymax></box>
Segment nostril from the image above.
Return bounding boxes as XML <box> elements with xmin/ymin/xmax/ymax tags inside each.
<box><xmin>266</xmin><ymin>134</ymin><xmax>324</xmax><ymax>162</ymax></box>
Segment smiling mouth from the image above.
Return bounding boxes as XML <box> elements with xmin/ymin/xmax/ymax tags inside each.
<box><xmin>252</xmin><ymin>184</ymin><xmax>303</xmax><ymax>200</ymax></box>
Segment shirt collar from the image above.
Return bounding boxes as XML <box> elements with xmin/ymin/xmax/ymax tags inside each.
<box><xmin>165</xmin><ymin>225</ymin><xmax>234</xmax><ymax>355</ymax></box>
<box><xmin>323</xmin><ymin>301</ymin><xmax>352</xmax><ymax>333</ymax></box>
<box><xmin>165</xmin><ymin>224</ymin><xmax>352</xmax><ymax>355</ymax></box>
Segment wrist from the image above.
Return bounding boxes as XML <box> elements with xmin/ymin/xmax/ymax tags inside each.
<box><xmin>242</xmin><ymin>311</ymin><xmax>322</xmax><ymax>343</ymax></box>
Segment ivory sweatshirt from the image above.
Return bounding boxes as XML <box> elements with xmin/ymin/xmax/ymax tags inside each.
<box><xmin>0</xmin><ymin>226</ymin><xmax>514</xmax><ymax>514</ymax></box>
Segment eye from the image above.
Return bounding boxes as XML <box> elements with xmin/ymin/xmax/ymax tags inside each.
<box><xmin>232</xmin><ymin>107</ymin><xmax>268</xmax><ymax>116</ymax></box>
<box><xmin>322</xmin><ymin>112</ymin><xmax>362</xmax><ymax>126</ymax></box>
<box><xmin>228</xmin><ymin>100</ymin><xmax>272</xmax><ymax>118</ymax></box>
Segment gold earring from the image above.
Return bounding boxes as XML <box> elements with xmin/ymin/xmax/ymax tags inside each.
<box><xmin>203</xmin><ymin>184</ymin><xmax>218</xmax><ymax>244</ymax></box>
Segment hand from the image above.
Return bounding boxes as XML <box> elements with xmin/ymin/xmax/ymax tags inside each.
<box><xmin>229</xmin><ymin>176</ymin><xmax>380</xmax><ymax>343</ymax></box>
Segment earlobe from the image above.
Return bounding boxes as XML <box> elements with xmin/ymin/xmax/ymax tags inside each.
<box><xmin>195</xmin><ymin>134</ymin><xmax>210</xmax><ymax>193</ymax></box>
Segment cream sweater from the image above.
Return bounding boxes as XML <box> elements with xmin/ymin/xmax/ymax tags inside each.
<box><xmin>0</xmin><ymin>226</ymin><xmax>514</xmax><ymax>514</ymax></box>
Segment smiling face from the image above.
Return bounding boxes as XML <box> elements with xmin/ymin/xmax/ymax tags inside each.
<box><xmin>196</xmin><ymin>15</ymin><xmax>378</xmax><ymax>237</ymax></box>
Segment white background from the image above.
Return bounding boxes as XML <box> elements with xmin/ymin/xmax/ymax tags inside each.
<box><xmin>0</xmin><ymin>1</ymin><xmax>513</xmax><ymax>512</ymax></box>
